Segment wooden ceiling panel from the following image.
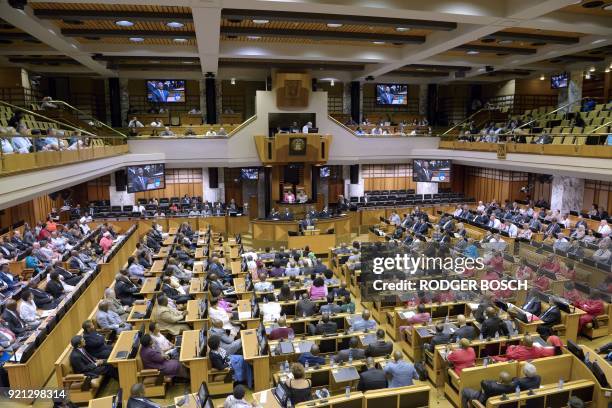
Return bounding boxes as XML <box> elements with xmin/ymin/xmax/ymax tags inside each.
<box><xmin>78</xmin><ymin>37</ymin><xmax>196</xmax><ymax>46</ymax></box>
<box><xmin>30</xmin><ymin>3</ymin><xmax>191</xmax><ymax>13</ymax></box>
<box><xmin>221</xmin><ymin>35</ymin><xmax>401</xmax><ymax>47</ymax></box>
<box><xmin>53</xmin><ymin>20</ymin><xmax>194</xmax><ymax>32</ymax></box>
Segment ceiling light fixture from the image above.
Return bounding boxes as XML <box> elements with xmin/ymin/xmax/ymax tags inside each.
<box><xmin>396</xmin><ymin>27</ymin><xmax>410</xmax><ymax>32</ymax></box>
<box><xmin>247</xmin><ymin>35</ymin><xmax>261</xmax><ymax>40</ymax></box>
<box><xmin>467</xmin><ymin>50</ymin><xmax>479</xmax><ymax>55</ymax></box>
<box><xmin>327</xmin><ymin>23</ymin><xmax>343</xmax><ymax>28</ymax></box>
<box><xmin>231</xmin><ymin>78</ymin><xmax>236</xmax><ymax>85</ymax></box>
<box><xmin>182</xmin><ymin>61</ymin><xmax>194</xmax><ymax>64</ymax></box>
<box><xmin>129</xmin><ymin>37</ymin><xmax>144</xmax><ymax>42</ymax></box>
<box><xmin>589</xmin><ymin>66</ymin><xmax>596</xmax><ymax>72</ymax></box>
<box><xmin>166</xmin><ymin>21</ymin><xmax>184</xmax><ymax>28</ymax></box>
<box><xmin>330</xmin><ymin>79</ymin><xmax>335</xmax><ymax>86</ymax></box>
<box><xmin>173</xmin><ymin>38</ymin><xmax>188</xmax><ymax>43</ymax></box>
<box><xmin>585</xmin><ymin>71</ymin><xmax>591</xmax><ymax>79</ymax></box>
<box><xmin>605</xmin><ymin>68</ymin><xmax>610</xmax><ymax>73</ymax></box>
<box><xmin>540</xmin><ymin>74</ymin><xmax>545</xmax><ymax>80</ymax></box>
<box><xmin>497</xmin><ymin>39</ymin><xmax>513</xmax><ymax>45</ymax></box>
<box><xmin>252</xmin><ymin>19</ymin><xmax>269</xmax><ymax>24</ymax></box>
<box><xmin>372</xmin><ymin>41</ymin><xmax>385</xmax><ymax>45</ymax></box>
<box><xmin>115</xmin><ymin>20</ymin><xmax>134</xmax><ymax>27</ymax></box>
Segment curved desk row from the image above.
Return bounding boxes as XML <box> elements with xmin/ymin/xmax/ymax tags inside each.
<box><xmin>252</xmin><ymin>215</ymin><xmax>351</xmax><ymax>253</ymax></box>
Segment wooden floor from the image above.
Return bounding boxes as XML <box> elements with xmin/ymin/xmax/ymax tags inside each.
<box><xmin>22</xmin><ymin>231</ymin><xmax>611</xmax><ymax>408</ymax></box>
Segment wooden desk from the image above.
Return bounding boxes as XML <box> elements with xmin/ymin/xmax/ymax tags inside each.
<box><xmin>179</xmin><ymin>330</ymin><xmax>207</xmax><ymax>394</ymax></box>
<box><xmin>288</xmin><ymin>234</ymin><xmax>336</xmax><ymax>254</ymax></box>
<box><xmin>195</xmin><ymin>247</ymin><xmax>207</xmax><ymax>259</ymax></box>
<box><xmin>252</xmin><ymin>216</ymin><xmax>351</xmax><ymax>249</ymax></box>
<box><xmin>155</xmin><ymin>247</ymin><xmax>171</xmax><ymax>259</ymax></box>
<box><xmin>168</xmin><ymin>227</ymin><xmax>178</xmax><ymax>235</ymax></box>
<box><xmin>253</xmin><ymin>389</ymin><xmax>283</xmax><ymax>408</ymax></box>
<box><xmin>189</xmin><ymin>277</ymin><xmax>205</xmax><ymax>299</ymax></box>
<box><xmin>88</xmin><ymin>395</ymin><xmax>115</xmax><ymax>408</ymax></box>
<box><xmin>150</xmin><ymin>259</ymin><xmax>166</xmax><ymax>275</ymax></box>
<box><xmin>241</xmin><ymin>328</ymin><xmax>270</xmax><ymax>391</ymax></box>
<box><xmin>140</xmin><ymin>277</ymin><xmax>159</xmax><ymax>299</ymax></box>
<box><xmin>185</xmin><ymin>300</ymin><xmax>206</xmax><ymax>330</ymax></box>
<box><xmin>108</xmin><ymin>330</ymin><xmax>139</xmax><ymax>407</ymax></box>
<box><xmin>127</xmin><ymin>303</ymin><xmax>151</xmax><ymax>326</ymax></box>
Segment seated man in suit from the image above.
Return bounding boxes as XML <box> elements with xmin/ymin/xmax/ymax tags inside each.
<box><xmin>313</xmin><ymin>313</ymin><xmax>338</xmax><ymax>335</ymax></box>
<box><xmin>366</xmin><ymin>329</ymin><xmax>393</xmax><ymax>357</ymax></box>
<box><xmin>69</xmin><ymin>335</ymin><xmax>118</xmax><ymax>380</ymax></box>
<box><xmin>26</xmin><ymin>280</ymin><xmax>60</xmax><ymax>310</ymax></box>
<box><xmin>268</xmin><ymin>316</ymin><xmax>295</xmax><ymax>341</ymax></box>
<box><xmin>296</xmin><ymin>293</ymin><xmax>317</xmax><ymax>317</ymax></box>
<box><xmin>45</xmin><ymin>271</ymin><xmax>65</xmax><ymax>299</ymax></box>
<box><xmin>461</xmin><ymin>371</ymin><xmax>515</xmax><ymax>408</ymax></box>
<box><xmin>357</xmin><ymin>357</ymin><xmax>387</xmax><ymax>391</ymax></box>
<box><xmin>536</xmin><ymin>302</ymin><xmax>562</xmax><ymax>339</ymax></box>
<box><xmin>335</xmin><ymin>336</ymin><xmax>366</xmax><ymax>362</ymax></box>
<box><xmin>2</xmin><ymin>300</ymin><xmax>30</xmax><ymax>336</ymax></box>
<box><xmin>280</xmin><ymin>207</ymin><xmax>293</xmax><ymax>221</ymax></box>
<box><xmin>82</xmin><ymin>319</ymin><xmax>113</xmax><ymax>359</ymax></box>
<box><xmin>450</xmin><ymin>315</ymin><xmax>476</xmax><ymax>342</ymax></box>
<box><xmin>96</xmin><ymin>301</ymin><xmax>132</xmax><ymax>334</ymax></box>
<box><xmin>298</xmin><ymin>344</ymin><xmax>326</xmax><ymax>367</ymax></box>
<box><xmin>160</xmin><ymin>275</ymin><xmax>191</xmax><ymax>305</ymax></box>
<box><xmin>480</xmin><ymin>307</ymin><xmax>509</xmax><ymax>338</ymax></box>
<box><xmin>68</xmin><ymin>250</ymin><xmax>93</xmax><ymax>274</ymax></box>
<box><xmin>350</xmin><ymin>310</ymin><xmax>377</xmax><ymax>332</ymax></box>
<box><xmin>52</xmin><ymin>261</ymin><xmax>83</xmax><ymax>286</ymax></box>
<box><xmin>114</xmin><ymin>273</ymin><xmax>141</xmax><ymax>306</ymax></box>
<box><xmin>513</xmin><ymin>363</ymin><xmax>541</xmax><ymax>391</ymax></box>
<box><xmin>209</xmin><ymin>318</ymin><xmax>243</xmax><ymax>355</ymax></box>
<box><xmin>126</xmin><ymin>382</ymin><xmax>160</xmax><ymax>408</ymax></box>
<box><xmin>0</xmin><ymin>264</ymin><xmax>21</xmax><ymax>291</ymax></box>
<box><xmin>426</xmin><ymin>323</ymin><xmax>451</xmax><ymax>352</ymax></box>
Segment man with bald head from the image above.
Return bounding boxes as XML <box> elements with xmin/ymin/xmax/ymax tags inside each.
<box><xmin>208</xmin><ymin>318</ymin><xmax>242</xmax><ymax>355</ymax></box>
<box><xmin>450</xmin><ymin>315</ymin><xmax>476</xmax><ymax>342</ymax></box>
<box><xmin>298</xmin><ymin>343</ymin><xmax>325</xmax><ymax>366</ymax></box>
<box><xmin>268</xmin><ymin>316</ymin><xmax>294</xmax><ymax>341</ymax></box>
<box><xmin>350</xmin><ymin>310</ymin><xmax>377</xmax><ymax>332</ymax></box>
<box><xmin>461</xmin><ymin>371</ymin><xmax>515</xmax><ymax>408</ymax></box>
<box><xmin>384</xmin><ymin>350</ymin><xmax>419</xmax><ymax>387</ymax></box>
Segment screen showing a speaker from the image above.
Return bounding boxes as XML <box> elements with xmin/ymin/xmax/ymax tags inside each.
<box><xmin>550</xmin><ymin>72</ymin><xmax>568</xmax><ymax>89</ymax></box>
<box><xmin>127</xmin><ymin>164</ymin><xmax>166</xmax><ymax>193</ymax></box>
<box><xmin>376</xmin><ymin>84</ymin><xmax>408</xmax><ymax>105</ymax></box>
<box><xmin>241</xmin><ymin>168</ymin><xmax>259</xmax><ymax>180</ymax></box>
<box><xmin>146</xmin><ymin>80</ymin><xmax>185</xmax><ymax>103</ymax></box>
<box><xmin>412</xmin><ymin>159</ymin><xmax>451</xmax><ymax>183</ymax></box>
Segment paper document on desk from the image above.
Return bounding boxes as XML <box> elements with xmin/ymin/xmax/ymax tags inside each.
<box><xmin>399</xmin><ymin>311</ymin><xmax>415</xmax><ymax>320</ymax></box>
<box><xmin>238</xmin><ymin>311</ymin><xmax>251</xmax><ymax>320</ymax></box>
<box><xmin>259</xmin><ymin>391</ymin><xmax>267</xmax><ymax>404</ymax></box>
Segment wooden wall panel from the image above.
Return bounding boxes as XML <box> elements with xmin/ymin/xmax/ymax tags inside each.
<box><xmin>224</xmin><ymin>168</ymin><xmax>243</xmax><ymax>205</ymax></box>
<box><xmin>362</xmin><ymin>164</ymin><xmax>451</xmax><ymax>192</ymax></box>
<box><xmin>454</xmin><ymin>165</ymin><xmax>529</xmax><ymax>204</ymax></box>
<box><xmin>584</xmin><ymin>180</ymin><xmax>612</xmax><ymax>214</ymax></box>
<box><xmin>135</xmin><ymin>169</ymin><xmax>203</xmax><ymax>201</ymax></box>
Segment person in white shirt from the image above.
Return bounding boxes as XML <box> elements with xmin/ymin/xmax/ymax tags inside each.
<box><xmin>205</xmin><ymin>129</ymin><xmax>217</xmax><ymax>136</ymax></box>
<box><xmin>19</xmin><ymin>290</ymin><xmax>42</xmax><ymax>329</ymax></box>
<box><xmin>476</xmin><ymin>201</ymin><xmax>485</xmax><ymax>212</ymax></box>
<box><xmin>150</xmin><ymin>118</ymin><xmax>163</xmax><ymax>127</ymax></box>
<box><xmin>517</xmin><ymin>224</ymin><xmax>532</xmax><ymax>240</ymax></box>
<box><xmin>453</xmin><ymin>206</ymin><xmax>463</xmax><ymax>217</ymax></box>
<box><xmin>507</xmin><ymin>222</ymin><xmax>518</xmax><ymax>238</ymax></box>
<box><xmin>128</xmin><ymin>117</ymin><xmax>144</xmax><ymax>128</ymax></box>
<box><xmin>217</xmin><ymin>127</ymin><xmax>227</xmax><ymax>136</ymax></box>
<box><xmin>149</xmin><ymin>321</ymin><xmax>178</xmax><ymax>358</ymax></box>
<box><xmin>389</xmin><ymin>212</ymin><xmax>401</xmax><ymax>226</ymax></box>
<box><xmin>260</xmin><ymin>293</ymin><xmax>282</xmax><ymax>322</ymax></box>
<box><xmin>488</xmin><ymin>215</ymin><xmax>501</xmax><ymax>229</ymax></box>
<box><xmin>302</xmin><ymin>121</ymin><xmax>313</xmax><ymax>133</ymax></box>
<box><xmin>79</xmin><ymin>217</ymin><xmax>91</xmax><ymax>235</ymax></box>
<box><xmin>597</xmin><ymin>220</ymin><xmax>611</xmax><ymax>237</ymax></box>
<box><xmin>208</xmin><ymin>298</ymin><xmax>239</xmax><ymax>336</ymax></box>
<box><xmin>1</xmin><ymin>138</ymin><xmax>14</xmax><ymax>154</ymax></box>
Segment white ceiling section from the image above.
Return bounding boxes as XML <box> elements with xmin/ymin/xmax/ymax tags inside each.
<box><xmin>0</xmin><ymin>0</ymin><xmax>609</xmax><ymax>81</ymax></box>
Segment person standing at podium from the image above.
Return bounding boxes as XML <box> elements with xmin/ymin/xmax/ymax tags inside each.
<box><xmin>300</xmin><ymin>214</ymin><xmax>316</xmax><ymax>232</ymax></box>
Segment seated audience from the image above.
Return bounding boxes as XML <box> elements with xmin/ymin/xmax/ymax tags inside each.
<box><xmin>297</xmin><ymin>344</ymin><xmax>326</xmax><ymax>367</ymax></box>
<box><xmin>96</xmin><ymin>301</ymin><xmax>132</xmax><ymax>334</ymax></box>
<box><xmin>384</xmin><ymin>350</ymin><xmax>419</xmax><ymax>387</ymax></box>
<box><xmin>140</xmin><ymin>333</ymin><xmax>188</xmax><ymax>379</ymax></box>
<box><xmin>447</xmin><ymin>338</ymin><xmax>476</xmax><ymax>374</ymax></box>
<box><xmin>82</xmin><ymin>319</ymin><xmax>113</xmax><ymax>359</ymax></box>
<box><xmin>366</xmin><ymin>329</ymin><xmax>393</xmax><ymax>357</ymax></box>
<box><xmin>335</xmin><ymin>336</ymin><xmax>366</xmax><ymax>362</ymax></box>
<box><xmin>358</xmin><ymin>357</ymin><xmax>387</xmax><ymax>391</ymax></box>
<box><xmin>153</xmin><ymin>295</ymin><xmax>189</xmax><ymax>336</ymax></box>
<box><xmin>350</xmin><ymin>310</ymin><xmax>377</xmax><ymax>332</ymax></box>
<box><xmin>285</xmin><ymin>363</ymin><xmax>312</xmax><ymax>405</ymax></box>
<box><xmin>69</xmin><ymin>335</ymin><xmax>118</xmax><ymax>380</ymax></box>
<box><xmin>461</xmin><ymin>371</ymin><xmax>515</xmax><ymax>408</ymax></box>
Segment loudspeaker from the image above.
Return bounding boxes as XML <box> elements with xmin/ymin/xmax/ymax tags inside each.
<box><xmin>115</xmin><ymin>170</ymin><xmax>126</xmax><ymax>191</ymax></box>
<box><xmin>349</xmin><ymin>164</ymin><xmax>359</xmax><ymax>184</ymax></box>
<box><xmin>209</xmin><ymin>168</ymin><xmax>219</xmax><ymax>189</ymax></box>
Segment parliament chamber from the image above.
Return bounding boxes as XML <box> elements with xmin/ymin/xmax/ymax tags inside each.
<box><xmin>0</xmin><ymin>1</ymin><xmax>611</xmax><ymax>407</ymax></box>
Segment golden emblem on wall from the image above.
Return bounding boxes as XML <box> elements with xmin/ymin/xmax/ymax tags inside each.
<box><xmin>289</xmin><ymin>137</ymin><xmax>307</xmax><ymax>156</ymax></box>
<box><xmin>497</xmin><ymin>142</ymin><xmax>507</xmax><ymax>160</ymax></box>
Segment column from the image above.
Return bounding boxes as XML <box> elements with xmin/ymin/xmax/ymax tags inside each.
<box><xmin>119</xmin><ymin>77</ymin><xmax>129</xmax><ymax>127</ymax></box>
<box><xmin>202</xmin><ymin>167</ymin><xmax>225</xmax><ymax>203</ymax></box>
<box><xmin>199</xmin><ymin>78</ymin><xmax>206</xmax><ymax>117</ymax></box>
<box><xmin>416</xmin><ymin>182</ymin><xmax>438</xmax><ymax>195</ymax></box>
<box><xmin>256</xmin><ymin>170</ymin><xmax>266</xmax><ymax>218</ymax></box>
<box><xmin>109</xmin><ymin>172</ymin><xmax>134</xmax><ymax>207</ymax></box>
<box><xmin>550</xmin><ymin>175</ymin><xmax>584</xmax><ymax>214</ymax></box>
<box><xmin>350</xmin><ymin>81</ymin><xmax>361</xmax><ymax>123</ymax></box>
<box><xmin>342</xmin><ymin>82</ymin><xmax>351</xmax><ymax>116</ymax></box>
<box><xmin>216</xmin><ymin>80</ymin><xmax>223</xmax><ymax>123</ymax></box>
<box><xmin>205</xmin><ymin>77</ymin><xmax>217</xmax><ymax>124</ymax></box>
<box><xmin>418</xmin><ymin>84</ymin><xmax>428</xmax><ymax>116</ymax></box>
<box><xmin>107</xmin><ymin>78</ymin><xmax>121</xmax><ymax>127</ymax></box>
<box><xmin>344</xmin><ymin>165</ymin><xmax>364</xmax><ymax>199</ymax></box>
<box><xmin>557</xmin><ymin>70</ymin><xmax>583</xmax><ymax>111</ymax></box>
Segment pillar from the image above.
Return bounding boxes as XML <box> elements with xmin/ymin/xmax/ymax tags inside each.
<box><xmin>416</xmin><ymin>183</ymin><xmax>438</xmax><ymax>195</ymax></box>
<box><xmin>216</xmin><ymin>80</ymin><xmax>223</xmax><ymax>123</ymax></box>
<box><xmin>199</xmin><ymin>78</ymin><xmax>206</xmax><ymax>117</ymax></box>
<box><xmin>342</xmin><ymin>82</ymin><xmax>351</xmax><ymax>116</ymax></box>
<box><xmin>202</xmin><ymin>167</ymin><xmax>225</xmax><ymax>203</ymax></box>
<box><xmin>344</xmin><ymin>165</ymin><xmax>364</xmax><ymax>199</ymax></box>
<box><xmin>418</xmin><ymin>84</ymin><xmax>428</xmax><ymax>117</ymax></box>
<box><xmin>550</xmin><ymin>175</ymin><xmax>584</xmax><ymax>215</ymax></box>
<box><xmin>557</xmin><ymin>70</ymin><xmax>583</xmax><ymax>112</ymax></box>
<box><xmin>119</xmin><ymin>77</ymin><xmax>129</xmax><ymax>127</ymax></box>
<box><xmin>205</xmin><ymin>77</ymin><xmax>217</xmax><ymax>124</ymax></box>
<box><xmin>109</xmin><ymin>172</ymin><xmax>134</xmax><ymax>207</ymax></box>
<box><xmin>350</xmin><ymin>81</ymin><xmax>361</xmax><ymax>124</ymax></box>
<box><xmin>108</xmin><ymin>78</ymin><xmax>121</xmax><ymax>127</ymax></box>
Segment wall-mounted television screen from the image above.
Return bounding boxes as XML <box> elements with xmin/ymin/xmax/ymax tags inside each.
<box><xmin>146</xmin><ymin>80</ymin><xmax>185</xmax><ymax>103</ymax></box>
<box><xmin>550</xmin><ymin>73</ymin><xmax>568</xmax><ymax>89</ymax></box>
<box><xmin>412</xmin><ymin>159</ymin><xmax>451</xmax><ymax>183</ymax></box>
<box><xmin>376</xmin><ymin>84</ymin><xmax>408</xmax><ymax>105</ymax></box>
<box><xmin>241</xmin><ymin>168</ymin><xmax>259</xmax><ymax>180</ymax></box>
<box><xmin>319</xmin><ymin>166</ymin><xmax>330</xmax><ymax>178</ymax></box>
<box><xmin>127</xmin><ymin>164</ymin><xmax>166</xmax><ymax>193</ymax></box>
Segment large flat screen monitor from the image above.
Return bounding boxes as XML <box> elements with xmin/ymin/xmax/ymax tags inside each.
<box><xmin>412</xmin><ymin>159</ymin><xmax>451</xmax><ymax>183</ymax></box>
<box><xmin>146</xmin><ymin>80</ymin><xmax>186</xmax><ymax>103</ymax></box>
<box><xmin>127</xmin><ymin>164</ymin><xmax>166</xmax><ymax>193</ymax></box>
<box><xmin>551</xmin><ymin>73</ymin><xmax>568</xmax><ymax>89</ymax></box>
<box><xmin>376</xmin><ymin>84</ymin><xmax>408</xmax><ymax>105</ymax></box>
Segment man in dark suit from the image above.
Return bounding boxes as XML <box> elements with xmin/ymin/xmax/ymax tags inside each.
<box><xmin>426</xmin><ymin>324</ymin><xmax>451</xmax><ymax>352</ymax></box>
<box><xmin>537</xmin><ymin>304</ymin><xmax>561</xmax><ymax>338</ymax></box>
<box><xmin>543</xmin><ymin>219</ymin><xmax>561</xmax><ymax>238</ymax></box>
<box><xmin>45</xmin><ymin>272</ymin><xmax>65</xmax><ymax>299</ymax></box>
<box><xmin>27</xmin><ymin>281</ymin><xmax>60</xmax><ymax>310</ymax></box>
<box><xmin>513</xmin><ymin>363</ymin><xmax>541</xmax><ymax>391</ymax></box>
<box><xmin>480</xmin><ymin>307</ymin><xmax>509</xmax><ymax>338</ymax></box>
<box><xmin>161</xmin><ymin>276</ymin><xmax>191</xmax><ymax>305</ymax></box>
<box><xmin>461</xmin><ymin>371</ymin><xmax>515</xmax><ymax>408</ymax></box>
<box><xmin>70</xmin><ymin>335</ymin><xmax>118</xmax><ymax>379</ymax></box>
<box><xmin>131</xmin><ymin>167</ymin><xmax>149</xmax><ymax>193</ymax></box>
<box><xmin>522</xmin><ymin>297</ymin><xmax>542</xmax><ymax>317</ymax></box>
<box><xmin>2</xmin><ymin>300</ymin><xmax>29</xmax><ymax>336</ymax></box>
<box><xmin>313</xmin><ymin>314</ymin><xmax>338</xmax><ymax>335</ymax></box>
<box><xmin>296</xmin><ymin>293</ymin><xmax>316</xmax><ymax>317</ymax></box>
<box><xmin>300</xmin><ymin>214</ymin><xmax>316</xmax><ymax>232</ymax></box>
<box><xmin>450</xmin><ymin>315</ymin><xmax>477</xmax><ymax>342</ymax></box>
<box><xmin>149</xmin><ymin>82</ymin><xmax>168</xmax><ymax>103</ymax></box>
<box><xmin>53</xmin><ymin>263</ymin><xmax>82</xmax><ymax>286</ymax></box>
<box><xmin>414</xmin><ymin>160</ymin><xmax>433</xmax><ymax>182</ymax></box>
<box><xmin>0</xmin><ymin>265</ymin><xmax>21</xmax><ymax>291</ymax></box>
<box><xmin>114</xmin><ymin>274</ymin><xmax>141</xmax><ymax>306</ymax></box>
<box><xmin>357</xmin><ymin>357</ymin><xmax>387</xmax><ymax>391</ymax></box>
<box><xmin>335</xmin><ymin>336</ymin><xmax>366</xmax><ymax>363</ymax></box>
<box><xmin>280</xmin><ymin>207</ymin><xmax>293</xmax><ymax>221</ymax></box>
<box><xmin>127</xmin><ymin>383</ymin><xmax>161</xmax><ymax>408</ymax></box>
<box><xmin>82</xmin><ymin>320</ymin><xmax>113</xmax><ymax>359</ymax></box>
<box><xmin>366</xmin><ymin>329</ymin><xmax>393</xmax><ymax>357</ymax></box>
<box><xmin>68</xmin><ymin>250</ymin><xmax>92</xmax><ymax>273</ymax></box>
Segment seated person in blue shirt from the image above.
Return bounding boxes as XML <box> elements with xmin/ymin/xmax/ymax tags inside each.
<box><xmin>350</xmin><ymin>310</ymin><xmax>377</xmax><ymax>332</ymax></box>
<box><xmin>323</xmin><ymin>269</ymin><xmax>338</xmax><ymax>286</ymax></box>
<box><xmin>297</xmin><ymin>344</ymin><xmax>326</xmax><ymax>367</ymax></box>
<box><xmin>320</xmin><ymin>294</ymin><xmax>342</xmax><ymax>314</ymax></box>
<box><xmin>384</xmin><ymin>351</ymin><xmax>419</xmax><ymax>388</ymax></box>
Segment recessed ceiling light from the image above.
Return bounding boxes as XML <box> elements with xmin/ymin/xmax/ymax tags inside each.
<box><xmin>116</xmin><ymin>20</ymin><xmax>134</xmax><ymax>27</ymax></box>
<box><xmin>247</xmin><ymin>36</ymin><xmax>261</xmax><ymax>40</ymax></box>
<box><xmin>166</xmin><ymin>21</ymin><xmax>184</xmax><ymax>28</ymax></box>
<box><xmin>327</xmin><ymin>23</ymin><xmax>343</xmax><ymax>28</ymax></box>
<box><xmin>373</xmin><ymin>41</ymin><xmax>385</xmax><ymax>45</ymax></box>
<box><xmin>585</xmin><ymin>72</ymin><xmax>591</xmax><ymax>79</ymax></box>
<box><xmin>173</xmin><ymin>38</ymin><xmax>188</xmax><ymax>43</ymax></box>
<box><xmin>589</xmin><ymin>66</ymin><xmax>596</xmax><ymax>71</ymax></box>
<box><xmin>129</xmin><ymin>37</ymin><xmax>144</xmax><ymax>42</ymax></box>
<box><xmin>497</xmin><ymin>39</ymin><xmax>513</xmax><ymax>45</ymax></box>
<box><xmin>330</xmin><ymin>79</ymin><xmax>335</xmax><ymax>86</ymax></box>
<box><xmin>252</xmin><ymin>19</ymin><xmax>269</xmax><ymax>24</ymax></box>
<box><xmin>582</xmin><ymin>1</ymin><xmax>604</xmax><ymax>7</ymax></box>
<box><xmin>540</xmin><ymin>74</ymin><xmax>545</xmax><ymax>80</ymax></box>
<box><xmin>605</xmin><ymin>67</ymin><xmax>610</xmax><ymax>72</ymax></box>
<box><xmin>467</xmin><ymin>50</ymin><xmax>479</xmax><ymax>55</ymax></box>
<box><xmin>395</xmin><ymin>27</ymin><xmax>410</xmax><ymax>32</ymax></box>
<box><xmin>182</xmin><ymin>61</ymin><xmax>194</xmax><ymax>64</ymax></box>
<box><xmin>231</xmin><ymin>78</ymin><xmax>236</xmax><ymax>85</ymax></box>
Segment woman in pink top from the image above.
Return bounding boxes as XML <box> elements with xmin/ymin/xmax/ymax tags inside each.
<box><xmin>99</xmin><ymin>232</ymin><xmax>114</xmax><ymax>253</ymax></box>
<box><xmin>309</xmin><ymin>277</ymin><xmax>328</xmax><ymax>300</ymax></box>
